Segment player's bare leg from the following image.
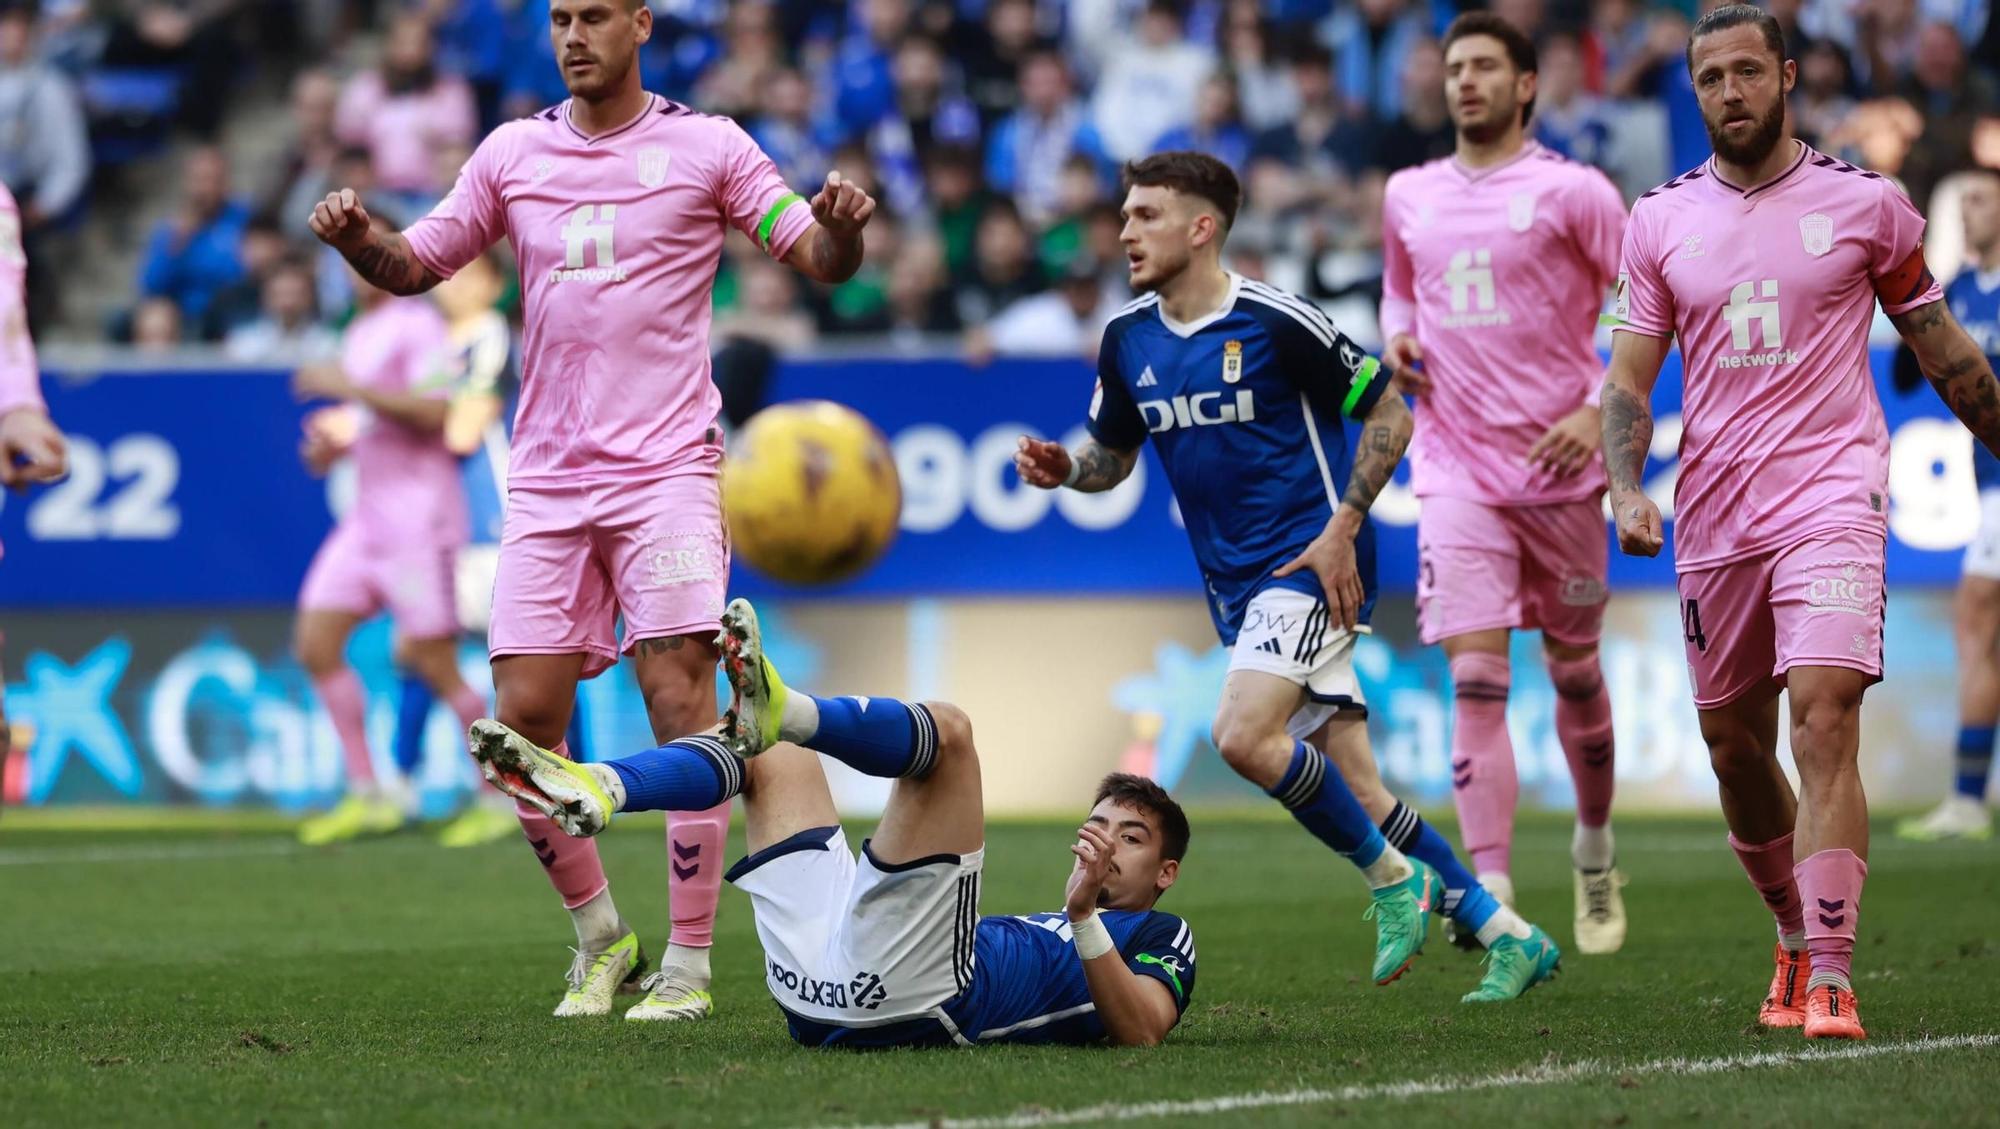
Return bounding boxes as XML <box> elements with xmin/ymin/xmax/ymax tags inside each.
<box><xmin>626</xmin><ymin>632</ymin><xmax>729</xmax><ymax>1020</ymax></box>
<box><xmin>493</xmin><ymin>651</ymin><xmax>647</xmax><ymax>1016</ymax></box>
<box><xmin>1787</xmin><ymin>664</ymin><xmax>1872</xmax><ymax>1039</ymax></box>
<box><xmin>1212</xmin><ymin>670</ymin><xmax>1437</xmax><ymax>985</ymax></box>
<box><xmin>1699</xmin><ymin>685</ymin><xmax>1811</xmax><ymax>1028</ymax></box>
<box><xmin>295</xmin><ymin>609</ymin><xmax>407</xmax><ymax>845</ymax></box>
<box><xmin>866</xmin><ymin>701</ymin><xmax>984</xmax><ymax>866</ymax></box>
<box><xmin>398</xmin><ymin>635</ymin><xmax>513</xmax><ymax>847</ymax></box>
<box><xmin>1545</xmin><ymin>636</ymin><xmax>1625</xmax><ymax>954</ymax></box>
<box><xmin>1439</xmin><ymin>630</ymin><xmax>1517</xmax><ymax>911</ymax></box>
<box><xmin>1902</xmin><ymin>577</ymin><xmax>2000</xmax><ymax>840</ymax></box>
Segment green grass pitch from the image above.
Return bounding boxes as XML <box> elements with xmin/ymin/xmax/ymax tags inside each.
<box><xmin>3</xmin><ymin>812</ymin><xmax>1997</xmax><ymax>1128</ymax></box>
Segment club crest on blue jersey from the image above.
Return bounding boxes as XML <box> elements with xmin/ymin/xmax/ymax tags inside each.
<box><xmin>1222</xmin><ymin>339</ymin><xmax>1243</xmax><ymax>383</ymax></box>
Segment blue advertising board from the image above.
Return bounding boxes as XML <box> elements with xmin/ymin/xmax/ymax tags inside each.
<box><xmin>0</xmin><ymin>349</ymin><xmax>1979</xmax><ymax>608</ymax></box>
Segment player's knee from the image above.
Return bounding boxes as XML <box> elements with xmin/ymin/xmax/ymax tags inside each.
<box><xmin>1545</xmin><ymin>649</ymin><xmax>1603</xmax><ymax>699</ymax></box>
<box><xmin>1788</xmin><ymin>693</ymin><xmax>1860</xmax><ymax>773</ymax></box>
<box><xmin>292</xmin><ymin>631</ymin><xmax>342</xmax><ymax>677</ymax></box>
<box><xmin>495</xmin><ymin>689</ymin><xmax>570</xmax><ymax>745</ymax></box>
<box><xmin>921</xmin><ymin>701</ymin><xmax>976</xmax><ymax>765</ymax></box>
<box><xmin>1211</xmin><ymin>717</ymin><xmax>1285</xmax><ymax>783</ymax></box>
<box><xmin>1703</xmin><ymin>729</ymin><xmax>1768</xmax><ymax>783</ymax></box>
<box><xmin>640</xmin><ymin>681</ymin><xmax>709</xmax><ymax>740</ymax></box>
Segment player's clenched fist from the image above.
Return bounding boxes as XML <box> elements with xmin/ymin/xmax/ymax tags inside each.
<box><xmin>1611</xmin><ymin>490</ymin><xmax>1664</xmax><ymax>557</ymax></box>
<box><xmin>1065</xmin><ymin>822</ymin><xmax>1115</xmax><ymax>920</ymax></box>
<box><xmin>809</xmin><ymin>170</ymin><xmax>875</xmax><ymax>237</ymax></box>
<box><xmin>309</xmin><ymin>188</ymin><xmax>373</xmax><ymax>250</ymax></box>
<box><xmin>1015</xmin><ymin>435</ymin><xmax>1072</xmax><ymax>489</ymax></box>
<box><xmin>1383</xmin><ymin>334</ymin><xmax>1428</xmax><ymax>396</ymax></box>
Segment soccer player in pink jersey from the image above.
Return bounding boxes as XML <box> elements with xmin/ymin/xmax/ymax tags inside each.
<box><xmin>1380</xmin><ymin>13</ymin><xmax>1630</xmax><ymax>955</ymax></box>
<box><xmin>1602</xmin><ymin>5</ymin><xmax>2000</xmax><ymax>1039</ymax></box>
<box><xmin>0</xmin><ymin>182</ymin><xmax>68</xmax><ymax>759</ymax></box>
<box><xmin>291</xmin><ymin>222</ymin><xmax>485</xmax><ymax>848</ymax></box>
<box><xmin>308</xmin><ymin>0</ymin><xmax>875</xmax><ymax>1020</ymax></box>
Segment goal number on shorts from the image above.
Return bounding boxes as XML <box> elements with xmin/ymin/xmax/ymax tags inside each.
<box><xmin>1680</xmin><ymin>597</ymin><xmax>1708</xmax><ymax>653</ymax></box>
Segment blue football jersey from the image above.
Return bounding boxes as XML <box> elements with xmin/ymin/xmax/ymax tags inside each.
<box><xmin>1085</xmin><ymin>276</ymin><xmax>1395</xmax><ymax>644</ymax></box>
<box><xmin>1945</xmin><ymin>269</ymin><xmax>2000</xmax><ymax>492</ymax></box>
<box><xmin>943</xmin><ymin>908</ymin><xmax>1197</xmax><ymax>1044</ymax></box>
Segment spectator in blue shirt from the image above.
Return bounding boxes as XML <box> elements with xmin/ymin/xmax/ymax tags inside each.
<box><xmin>1532</xmin><ymin>31</ymin><xmax>1614</xmax><ymax>171</ymax></box>
<box><xmin>1153</xmin><ymin>73</ymin><xmax>1253</xmax><ymax>174</ymax></box>
<box><xmin>138</xmin><ymin>145</ymin><xmax>249</xmax><ymax>340</ymax></box>
<box><xmin>828</xmin><ymin>0</ymin><xmax>909</xmax><ymax>141</ymax></box>
<box><xmin>1319</xmin><ymin>0</ymin><xmax>1429</xmax><ymax>119</ymax></box>
<box><xmin>984</xmin><ymin>50</ymin><xmax>1105</xmax><ymax>225</ymax></box>
<box><xmin>750</xmin><ymin>67</ymin><xmax>833</xmax><ymax>191</ymax></box>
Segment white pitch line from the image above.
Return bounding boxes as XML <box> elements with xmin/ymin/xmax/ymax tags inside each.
<box><xmin>820</xmin><ymin>1034</ymin><xmax>2000</xmax><ymax>1129</ymax></box>
<box><xmin>0</xmin><ymin>840</ymin><xmax>305</xmax><ymax>866</ymax></box>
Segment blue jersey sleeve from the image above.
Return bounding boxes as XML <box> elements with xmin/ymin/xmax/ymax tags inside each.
<box><xmin>1122</xmin><ymin>912</ymin><xmax>1197</xmax><ymax>1014</ymax></box>
<box><xmin>1242</xmin><ymin>282</ymin><xmax>1393</xmax><ymax>421</ymax></box>
<box><xmin>1085</xmin><ymin>324</ymin><xmax>1147</xmax><ymax>451</ymax></box>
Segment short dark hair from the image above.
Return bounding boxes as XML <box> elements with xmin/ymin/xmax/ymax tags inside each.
<box><xmin>1687</xmin><ymin>4</ymin><xmax>1787</xmax><ymax>74</ymax></box>
<box><xmin>1094</xmin><ymin>773</ymin><xmax>1191</xmax><ymax>863</ymax></box>
<box><xmin>1442</xmin><ymin>12</ymin><xmax>1539</xmax><ymax>125</ymax></box>
<box><xmin>1122</xmin><ymin>150</ymin><xmax>1241</xmax><ymax>232</ymax></box>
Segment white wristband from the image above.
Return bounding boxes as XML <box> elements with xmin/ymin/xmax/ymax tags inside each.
<box><xmin>1061</xmin><ymin>454</ymin><xmax>1083</xmax><ymax>488</ymax></box>
<box><xmin>1070</xmin><ymin>910</ymin><xmax>1115</xmax><ymax>960</ymax></box>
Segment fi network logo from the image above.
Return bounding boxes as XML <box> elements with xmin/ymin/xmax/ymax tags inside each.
<box><xmin>1441</xmin><ymin>248</ymin><xmax>1509</xmax><ymax>328</ymax></box>
<box><xmin>552</xmin><ymin>205</ymin><xmax>624</xmax><ymax>283</ymax></box>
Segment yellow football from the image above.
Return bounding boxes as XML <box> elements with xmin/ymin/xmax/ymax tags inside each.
<box><xmin>723</xmin><ymin>400</ymin><xmax>902</xmax><ymax>585</ymax></box>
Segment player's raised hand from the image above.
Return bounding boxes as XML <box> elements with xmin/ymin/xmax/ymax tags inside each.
<box><xmin>292</xmin><ymin>362</ymin><xmax>353</xmax><ymax>403</ymax></box>
<box><xmin>1065</xmin><ymin>822</ymin><xmax>1116</xmax><ymax>921</ymax></box>
<box><xmin>1612</xmin><ymin>490</ymin><xmax>1664</xmax><ymax>557</ymax></box>
<box><xmin>1384</xmin><ymin>334</ymin><xmax>1428</xmax><ymax>396</ymax></box>
<box><xmin>809</xmin><ymin>170</ymin><xmax>876</xmax><ymax>237</ymax></box>
<box><xmin>0</xmin><ymin>407</ymin><xmax>67</xmax><ymax>489</ymax></box>
<box><xmin>308</xmin><ymin>188</ymin><xmax>374</xmax><ymax>251</ymax></box>
<box><xmin>1527</xmin><ymin>404</ymin><xmax>1601</xmax><ymax>478</ymax></box>
<box><xmin>1273</xmin><ymin>527</ymin><xmax>1366</xmax><ymax>630</ymax></box>
<box><xmin>1015</xmin><ymin>435</ymin><xmax>1073</xmax><ymax>489</ymax></box>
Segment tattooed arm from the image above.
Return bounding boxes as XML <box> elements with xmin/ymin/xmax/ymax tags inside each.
<box><xmin>1600</xmin><ymin>330</ymin><xmax>1672</xmax><ymax>556</ymax></box>
<box><xmin>308</xmin><ymin>189</ymin><xmax>443</xmax><ymax>296</ymax></box>
<box><xmin>1337</xmin><ymin>391</ymin><xmax>1412</xmax><ymax>520</ymax></box>
<box><xmin>1014</xmin><ymin>435</ymin><xmax>1140</xmax><ymax>493</ymax></box>
<box><xmin>783</xmin><ymin>172</ymin><xmax>875</xmax><ymax>285</ymax></box>
<box><xmin>1890</xmin><ymin>298</ymin><xmax>2000</xmax><ymax>459</ymax></box>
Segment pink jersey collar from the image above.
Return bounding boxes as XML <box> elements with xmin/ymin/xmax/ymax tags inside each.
<box><xmin>1706</xmin><ymin>139</ymin><xmax>1811</xmax><ymax>199</ymax></box>
<box><xmin>1449</xmin><ymin>139</ymin><xmax>1544</xmax><ymax>184</ymax></box>
<box><xmin>561</xmin><ymin>93</ymin><xmax>662</xmax><ymax>146</ymax></box>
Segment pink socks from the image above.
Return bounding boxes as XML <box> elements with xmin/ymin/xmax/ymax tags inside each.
<box><xmin>667</xmin><ymin>802</ymin><xmax>730</xmax><ymax>949</ymax></box>
<box><xmin>1796</xmin><ymin>848</ymin><xmax>1867</xmax><ymax>990</ymax></box>
<box><xmin>312</xmin><ymin>669</ymin><xmax>375</xmax><ymax>788</ymax></box>
<box><xmin>1729</xmin><ymin>830</ymin><xmax>1806</xmax><ymax>939</ymax></box>
<box><xmin>1548</xmin><ymin>653</ymin><xmax>1615</xmax><ymax>830</ymax></box>
<box><xmin>1448</xmin><ymin>651</ymin><xmax>1517</xmax><ymax>877</ymax></box>
<box><xmin>515</xmin><ymin>740</ymin><xmax>608</xmax><ymax>909</ymax></box>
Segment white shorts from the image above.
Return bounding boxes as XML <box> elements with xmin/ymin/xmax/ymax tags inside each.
<box><xmin>726</xmin><ymin>825</ymin><xmax>984</xmax><ymax>1027</ymax></box>
<box><xmin>1966</xmin><ymin>490</ymin><xmax>2000</xmax><ymax>581</ymax></box>
<box><xmin>1227</xmin><ymin>586</ymin><xmax>1368</xmax><ymax>741</ymax></box>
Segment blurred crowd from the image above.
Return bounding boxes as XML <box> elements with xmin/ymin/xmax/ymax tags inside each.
<box><xmin>4</xmin><ymin>0</ymin><xmax>1999</xmax><ymax>360</ymax></box>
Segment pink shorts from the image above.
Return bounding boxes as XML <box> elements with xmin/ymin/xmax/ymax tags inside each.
<box><xmin>489</xmin><ymin>474</ymin><xmax>729</xmax><ymax>678</ymax></box>
<box><xmin>298</xmin><ymin>520</ymin><xmax>461</xmax><ymax>640</ymax></box>
<box><xmin>1677</xmin><ymin>527</ymin><xmax>1886</xmax><ymax>709</ymax></box>
<box><xmin>1416</xmin><ymin>495</ymin><xmax>1609</xmax><ymax>646</ymax></box>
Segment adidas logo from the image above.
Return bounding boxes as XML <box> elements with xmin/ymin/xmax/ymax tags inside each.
<box><xmin>1137</xmin><ymin>366</ymin><xmax>1158</xmax><ymax>388</ymax></box>
<box><xmin>1255</xmin><ymin>637</ymin><xmax>1282</xmax><ymax>655</ymax></box>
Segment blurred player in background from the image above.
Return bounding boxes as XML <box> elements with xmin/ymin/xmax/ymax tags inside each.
<box><xmin>291</xmin><ymin>217</ymin><xmax>486</xmax><ymax>847</ymax></box>
<box><xmin>1603</xmin><ymin>6</ymin><xmax>2000</xmax><ymax>1038</ymax></box>
<box><xmin>310</xmin><ymin>0</ymin><xmax>874</xmax><ymax>1019</ymax></box>
<box><xmin>0</xmin><ymin>182</ymin><xmax>67</xmax><ymax>763</ymax></box>
<box><xmin>472</xmin><ymin>600</ymin><xmax>1200</xmax><ymax>1048</ymax></box>
<box><xmin>1899</xmin><ymin>168</ymin><xmax>2000</xmax><ymax>842</ymax></box>
<box><xmin>1380</xmin><ymin>13</ymin><xmax>1630</xmax><ymax>953</ymax></box>
<box><xmin>1017</xmin><ymin>152</ymin><xmax>1560</xmax><ymax>1003</ymax></box>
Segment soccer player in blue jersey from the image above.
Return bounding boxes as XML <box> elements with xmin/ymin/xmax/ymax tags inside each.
<box><xmin>470</xmin><ymin>600</ymin><xmax>1199</xmax><ymax>1047</ymax></box>
<box><xmin>1901</xmin><ymin>168</ymin><xmax>2000</xmax><ymax>842</ymax></box>
<box><xmin>1014</xmin><ymin>151</ymin><xmax>1559</xmax><ymax>1002</ymax></box>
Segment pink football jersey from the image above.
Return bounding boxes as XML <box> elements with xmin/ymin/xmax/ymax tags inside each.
<box><xmin>1613</xmin><ymin>142</ymin><xmax>1941</xmax><ymax>569</ymax></box>
<box><xmin>404</xmin><ymin>95</ymin><xmax>814</xmax><ymax>484</ymax></box>
<box><xmin>0</xmin><ymin>183</ymin><xmax>41</xmax><ymax>418</ymax></box>
<box><xmin>1381</xmin><ymin>142</ymin><xmax>1626</xmax><ymax>506</ymax></box>
<box><xmin>343</xmin><ymin>296</ymin><xmax>466</xmax><ymax>549</ymax></box>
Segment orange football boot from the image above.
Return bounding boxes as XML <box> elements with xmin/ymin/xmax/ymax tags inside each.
<box><xmin>1803</xmin><ymin>982</ymin><xmax>1866</xmax><ymax>1040</ymax></box>
<box><xmin>1757</xmin><ymin>943</ymin><xmax>1811</xmax><ymax>1028</ymax></box>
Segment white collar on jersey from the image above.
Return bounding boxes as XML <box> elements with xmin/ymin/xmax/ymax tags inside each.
<box><xmin>1156</xmin><ymin>271</ymin><xmax>1243</xmax><ymax>338</ymax></box>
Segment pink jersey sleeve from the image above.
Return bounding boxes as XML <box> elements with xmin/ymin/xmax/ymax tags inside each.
<box><xmin>1567</xmin><ymin>170</ymin><xmax>1627</xmax><ymax>295</ymax></box>
<box><xmin>1610</xmin><ymin>204</ymin><xmax>1672</xmax><ymax>339</ymax></box>
<box><xmin>404</xmin><ymin>133</ymin><xmax>507</xmax><ymax>281</ymax></box>
<box><xmin>1379</xmin><ymin>178</ymin><xmax>1417</xmax><ymax>342</ymax></box>
<box><xmin>718</xmin><ymin>119</ymin><xmax>813</xmax><ymax>260</ymax></box>
<box><xmin>1870</xmin><ymin>179</ymin><xmax>1943</xmax><ymax>315</ymax></box>
<box><xmin>0</xmin><ymin>187</ymin><xmax>42</xmax><ymax>416</ymax></box>
<box><xmin>333</xmin><ymin>73</ymin><xmax>380</xmax><ymax>148</ymax></box>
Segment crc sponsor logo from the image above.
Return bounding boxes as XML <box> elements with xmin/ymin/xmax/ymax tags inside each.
<box><xmin>1559</xmin><ymin>575</ymin><xmax>1608</xmax><ymax>607</ymax></box>
<box><xmin>767</xmin><ymin>958</ymin><xmax>890</xmax><ymax>1011</ymax></box>
<box><xmin>644</xmin><ymin>531</ymin><xmax>724</xmax><ymax>589</ymax></box>
<box><xmin>1137</xmin><ymin>390</ymin><xmax>1257</xmax><ymax>434</ymax></box>
<box><xmin>1805</xmin><ymin>561</ymin><xmax>1875</xmax><ymax>616</ymax></box>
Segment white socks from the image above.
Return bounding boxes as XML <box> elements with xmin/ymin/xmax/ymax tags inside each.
<box><xmin>587</xmin><ymin>763</ymin><xmax>628</xmax><ymax>811</ymax></box>
<box><xmin>1476</xmin><ymin>903</ymin><xmax>1535</xmax><ymax>947</ymax></box>
<box><xmin>664</xmin><ymin>942</ymin><xmax>712</xmax><ymax>986</ymax></box>
<box><xmin>569</xmin><ymin>889</ymin><xmax>625</xmax><ymax>948</ymax></box>
<box><xmin>1360</xmin><ymin>845</ymin><xmax>1415</xmax><ymax>889</ymax></box>
<box><xmin>1572</xmin><ymin>822</ymin><xmax>1616</xmax><ymax>872</ymax></box>
<box><xmin>778</xmin><ymin>693</ymin><xmax>820</xmax><ymax>744</ymax></box>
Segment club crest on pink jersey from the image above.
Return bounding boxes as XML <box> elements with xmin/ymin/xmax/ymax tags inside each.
<box><xmin>1507</xmin><ymin>193</ymin><xmax>1536</xmax><ymax>232</ymax></box>
<box><xmin>1799</xmin><ymin>212</ymin><xmax>1833</xmax><ymax>257</ymax></box>
<box><xmin>637</xmin><ymin>145</ymin><xmax>671</xmax><ymax>189</ymax></box>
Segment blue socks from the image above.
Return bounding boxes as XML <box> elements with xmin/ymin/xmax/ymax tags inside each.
<box><xmin>1380</xmin><ymin>801</ymin><xmax>1500</xmax><ymax>932</ymax></box>
<box><xmin>1956</xmin><ymin>725</ymin><xmax>1996</xmax><ymax>800</ymax></box>
<box><xmin>607</xmin><ymin>735</ymin><xmax>745</xmax><ymax>813</ymax></box>
<box><xmin>801</xmin><ymin>695</ymin><xmax>939</xmax><ymax>780</ymax></box>
<box><xmin>394</xmin><ymin>675</ymin><xmax>432</xmax><ymax>776</ymax></box>
<box><xmin>1267</xmin><ymin>742</ymin><xmax>1388</xmax><ymax>866</ymax></box>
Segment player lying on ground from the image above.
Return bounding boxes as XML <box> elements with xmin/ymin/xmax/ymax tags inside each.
<box><xmin>471</xmin><ymin>600</ymin><xmax>1197</xmax><ymax>1047</ymax></box>
<box><xmin>1016</xmin><ymin>151</ymin><xmax>1558</xmax><ymax>1002</ymax></box>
